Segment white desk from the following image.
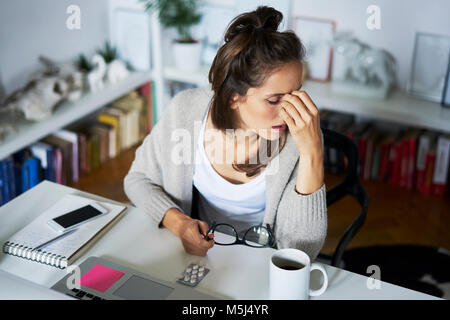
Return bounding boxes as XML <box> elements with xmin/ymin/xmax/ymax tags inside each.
<box><xmin>0</xmin><ymin>181</ymin><xmax>440</xmax><ymax>300</ymax></box>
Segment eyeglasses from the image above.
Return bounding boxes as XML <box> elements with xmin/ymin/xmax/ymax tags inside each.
<box><xmin>206</xmin><ymin>221</ymin><xmax>275</xmax><ymax>248</ymax></box>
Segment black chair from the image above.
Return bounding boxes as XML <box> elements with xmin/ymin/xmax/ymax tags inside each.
<box><xmin>316</xmin><ymin>128</ymin><xmax>369</xmax><ymax>268</ymax></box>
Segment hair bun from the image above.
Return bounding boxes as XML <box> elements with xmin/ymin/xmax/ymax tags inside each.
<box><xmin>224</xmin><ymin>6</ymin><xmax>283</xmax><ymax>43</ymax></box>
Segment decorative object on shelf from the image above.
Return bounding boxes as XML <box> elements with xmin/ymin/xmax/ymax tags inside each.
<box><xmin>87</xmin><ymin>54</ymin><xmax>107</xmax><ymax>93</ymax></box>
<box><xmin>97</xmin><ymin>41</ymin><xmax>118</xmax><ymax>64</ymax></box>
<box><xmin>442</xmin><ymin>54</ymin><xmax>450</xmax><ymax>108</ymax></box>
<box><xmin>97</xmin><ymin>42</ymin><xmax>130</xmax><ymax>85</ymax></box>
<box><xmin>0</xmin><ymin>56</ymin><xmax>85</xmax><ymax>121</ymax></box>
<box><xmin>142</xmin><ymin>0</ymin><xmax>203</xmax><ymax>72</ymax></box>
<box><xmin>32</xmin><ymin>56</ymin><xmax>84</xmax><ymax>102</ymax></box>
<box><xmin>76</xmin><ymin>54</ymin><xmax>94</xmax><ymax>73</ymax></box>
<box><xmin>75</xmin><ymin>53</ymin><xmax>93</xmax><ymax>92</ymax></box>
<box><xmin>106</xmin><ymin>60</ymin><xmax>130</xmax><ymax>85</ymax></box>
<box><xmin>407</xmin><ymin>32</ymin><xmax>450</xmax><ymax>103</ymax></box>
<box><xmin>329</xmin><ymin>31</ymin><xmax>397</xmax><ymax>100</ymax></box>
<box><xmin>293</xmin><ymin>16</ymin><xmax>336</xmax><ymax>82</ymax></box>
<box><xmin>1</xmin><ymin>76</ymin><xmax>69</xmax><ymax>121</ymax></box>
<box><xmin>112</xmin><ymin>8</ymin><xmax>151</xmax><ymax>72</ymax></box>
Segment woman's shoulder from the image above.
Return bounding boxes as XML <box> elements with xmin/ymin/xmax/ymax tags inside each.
<box><xmin>161</xmin><ymin>87</ymin><xmax>213</xmax><ymax>126</ymax></box>
<box><xmin>168</xmin><ymin>87</ymin><xmax>213</xmax><ymax>113</ymax></box>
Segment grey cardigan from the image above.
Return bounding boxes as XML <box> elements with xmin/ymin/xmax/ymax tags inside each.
<box><xmin>124</xmin><ymin>87</ymin><xmax>327</xmax><ymax>260</ymax></box>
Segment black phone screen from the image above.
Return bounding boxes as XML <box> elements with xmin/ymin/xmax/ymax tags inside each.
<box><xmin>53</xmin><ymin>205</ymin><xmax>103</xmax><ymax>228</ymax></box>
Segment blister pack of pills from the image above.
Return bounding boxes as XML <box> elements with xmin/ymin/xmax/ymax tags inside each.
<box><xmin>176</xmin><ymin>263</ymin><xmax>210</xmax><ymax>287</ymax></box>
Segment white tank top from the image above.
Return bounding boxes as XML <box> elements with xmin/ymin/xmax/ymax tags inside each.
<box><xmin>192</xmin><ymin>104</ymin><xmax>266</xmax><ymax>235</ymax></box>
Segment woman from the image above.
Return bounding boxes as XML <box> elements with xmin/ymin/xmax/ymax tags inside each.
<box><xmin>124</xmin><ymin>6</ymin><xmax>327</xmax><ymax>260</ymax></box>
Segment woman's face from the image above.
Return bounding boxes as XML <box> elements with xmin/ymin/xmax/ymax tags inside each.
<box><xmin>231</xmin><ymin>61</ymin><xmax>303</xmax><ymax>141</ymax></box>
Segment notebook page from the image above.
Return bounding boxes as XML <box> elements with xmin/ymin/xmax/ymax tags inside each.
<box><xmin>6</xmin><ymin>194</ymin><xmax>126</xmax><ymax>258</ymax></box>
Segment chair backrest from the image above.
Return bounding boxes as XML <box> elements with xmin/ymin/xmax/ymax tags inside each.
<box><xmin>322</xmin><ymin>128</ymin><xmax>370</xmax><ymax>267</ymax></box>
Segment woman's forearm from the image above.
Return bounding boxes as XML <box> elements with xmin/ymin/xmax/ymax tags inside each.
<box><xmin>295</xmin><ymin>152</ymin><xmax>324</xmax><ymax>195</ymax></box>
<box><xmin>161</xmin><ymin>208</ymin><xmax>192</xmax><ymax>237</ymax></box>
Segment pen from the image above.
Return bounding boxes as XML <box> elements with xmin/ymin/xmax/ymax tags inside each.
<box><xmin>33</xmin><ymin>228</ymin><xmax>78</xmax><ymax>251</ymax></box>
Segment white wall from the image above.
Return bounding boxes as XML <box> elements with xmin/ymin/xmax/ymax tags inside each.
<box><xmin>292</xmin><ymin>0</ymin><xmax>450</xmax><ymax>90</ymax></box>
<box><xmin>0</xmin><ymin>0</ymin><xmax>110</xmax><ymax>96</ymax></box>
<box><xmin>0</xmin><ymin>0</ymin><xmax>448</xmax><ymax>96</ymax></box>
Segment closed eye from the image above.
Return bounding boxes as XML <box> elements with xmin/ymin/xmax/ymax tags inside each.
<box><xmin>267</xmin><ymin>99</ymin><xmax>280</xmax><ymax>105</ymax></box>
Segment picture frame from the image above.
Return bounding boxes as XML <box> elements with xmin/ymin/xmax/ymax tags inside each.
<box><xmin>441</xmin><ymin>53</ymin><xmax>450</xmax><ymax>108</ymax></box>
<box><xmin>292</xmin><ymin>16</ymin><xmax>336</xmax><ymax>82</ymax></box>
<box><xmin>407</xmin><ymin>32</ymin><xmax>450</xmax><ymax>102</ymax></box>
<box><xmin>112</xmin><ymin>8</ymin><xmax>151</xmax><ymax>71</ymax></box>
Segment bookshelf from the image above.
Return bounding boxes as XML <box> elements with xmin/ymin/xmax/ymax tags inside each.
<box><xmin>0</xmin><ymin>71</ymin><xmax>153</xmax><ymax>160</ymax></box>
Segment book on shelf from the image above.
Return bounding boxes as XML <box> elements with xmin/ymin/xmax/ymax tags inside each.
<box><xmin>100</xmin><ymin>123</ymin><xmax>116</xmax><ymax>160</ymax></box>
<box><xmin>415</xmin><ymin>131</ymin><xmax>436</xmax><ymax>193</ymax></box>
<box><xmin>12</xmin><ymin>150</ymin><xmax>42</xmax><ymax>195</ymax></box>
<box><xmin>389</xmin><ymin>137</ymin><xmax>403</xmax><ymax>186</ymax></box>
<box><xmin>399</xmin><ymin>129</ymin><xmax>421</xmax><ymax>190</ymax></box>
<box><xmin>42</xmin><ymin>135</ymin><xmax>73</xmax><ymax>185</ymax></box>
<box><xmin>88</xmin><ymin>124</ymin><xmax>110</xmax><ymax>164</ymax></box>
<box><xmin>85</xmin><ymin>129</ymin><xmax>101</xmax><ymax>171</ymax></box>
<box><xmin>98</xmin><ymin>110</ymin><xmax>121</xmax><ymax>155</ymax></box>
<box><xmin>112</xmin><ymin>90</ymin><xmax>145</xmax><ymax>146</ymax></box>
<box><xmin>30</xmin><ymin>142</ymin><xmax>55</xmax><ymax>183</ymax></box>
<box><xmin>0</xmin><ymin>158</ymin><xmax>15</xmax><ymax>205</ymax></box>
<box><xmin>111</xmin><ymin>101</ymin><xmax>140</xmax><ymax>150</ymax></box>
<box><xmin>432</xmin><ymin>135</ymin><xmax>450</xmax><ymax>197</ymax></box>
<box><xmin>138</xmin><ymin>81</ymin><xmax>153</xmax><ymax>135</ymax></box>
<box><xmin>77</xmin><ymin>132</ymin><xmax>88</xmax><ymax>175</ymax></box>
<box><xmin>377</xmin><ymin>131</ymin><xmax>398</xmax><ymax>183</ymax></box>
<box><xmin>106</xmin><ymin>107</ymin><xmax>127</xmax><ymax>152</ymax></box>
<box><xmin>420</xmin><ymin>140</ymin><xmax>437</xmax><ymax>195</ymax></box>
<box><xmin>54</xmin><ymin>130</ymin><xmax>80</xmax><ymax>183</ymax></box>
<box><xmin>363</xmin><ymin>129</ymin><xmax>382</xmax><ymax>180</ymax></box>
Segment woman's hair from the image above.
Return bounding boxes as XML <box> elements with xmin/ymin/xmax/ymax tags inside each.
<box><xmin>208</xmin><ymin>6</ymin><xmax>306</xmax><ymax>177</ymax></box>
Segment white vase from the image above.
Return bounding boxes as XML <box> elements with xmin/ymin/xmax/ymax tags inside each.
<box><xmin>173</xmin><ymin>40</ymin><xmax>202</xmax><ymax>72</ymax></box>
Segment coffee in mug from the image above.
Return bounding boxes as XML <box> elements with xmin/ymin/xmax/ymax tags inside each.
<box><xmin>270</xmin><ymin>248</ymin><xmax>328</xmax><ymax>300</ymax></box>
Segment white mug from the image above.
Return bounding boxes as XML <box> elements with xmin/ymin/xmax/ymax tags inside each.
<box><xmin>270</xmin><ymin>248</ymin><xmax>328</xmax><ymax>300</ymax></box>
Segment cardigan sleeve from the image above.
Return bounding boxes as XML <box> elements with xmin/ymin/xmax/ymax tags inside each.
<box><xmin>123</xmin><ymin>101</ymin><xmax>184</xmax><ymax>226</ymax></box>
<box><xmin>274</xmin><ymin>176</ymin><xmax>327</xmax><ymax>262</ymax></box>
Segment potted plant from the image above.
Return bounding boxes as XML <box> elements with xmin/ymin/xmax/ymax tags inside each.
<box><xmin>142</xmin><ymin>0</ymin><xmax>203</xmax><ymax>71</ymax></box>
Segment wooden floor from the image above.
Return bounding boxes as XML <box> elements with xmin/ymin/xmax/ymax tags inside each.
<box><xmin>70</xmin><ymin>145</ymin><xmax>450</xmax><ymax>254</ymax></box>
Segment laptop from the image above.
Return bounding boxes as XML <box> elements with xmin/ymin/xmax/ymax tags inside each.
<box><xmin>0</xmin><ymin>269</ymin><xmax>75</xmax><ymax>300</ymax></box>
<box><xmin>51</xmin><ymin>256</ymin><xmax>220</xmax><ymax>300</ymax></box>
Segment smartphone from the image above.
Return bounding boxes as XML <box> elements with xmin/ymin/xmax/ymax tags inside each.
<box><xmin>47</xmin><ymin>202</ymin><xmax>108</xmax><ymax>233</ymax></box>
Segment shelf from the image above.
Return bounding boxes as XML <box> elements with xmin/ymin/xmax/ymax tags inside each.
<box><xmin>303</xmin><ymin>81</ymin><xmax>450</xmax><ymax>134</ymax></box>
<box><xmin>163</xmin><ymin>65</ymin><xmax>210</xmax><ymax>87</ymax></box>
<box><xmin>162</xmin><ymin>65</ymin><xmax>450</xmax><ymax>133</ymax></box>
<box><xmin>0</xmin><ymin>72</ymin><xmax>152</xmax><ymax>160</ymax></box>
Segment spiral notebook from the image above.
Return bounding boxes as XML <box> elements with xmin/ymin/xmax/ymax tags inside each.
<box><xmin>2</xmin><ymin>194</ymin><xmax>127</xmax><ymax>269</ymax></box>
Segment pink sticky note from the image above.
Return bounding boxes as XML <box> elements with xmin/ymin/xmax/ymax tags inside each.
<box><xmin>77</xmin><ymin>264</ymin><xmax>125</xmax><ymax>293</ymax></box>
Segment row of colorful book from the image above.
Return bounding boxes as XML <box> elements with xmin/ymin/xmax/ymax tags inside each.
<box><xmin>320</xmin><ymin>110</ymin><xmax>450</xmax><ymax>197</ymax></box>
<box><xmin>0</xmin><ymin>82</ymin><xmax>154</xmax><ymax>206</ymax></box>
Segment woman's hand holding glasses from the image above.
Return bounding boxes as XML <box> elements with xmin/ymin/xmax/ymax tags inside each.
<box><xmin>162</xmin><ymin>208</ymin><xmax>214</xmax><ymax>257</ymax></box>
